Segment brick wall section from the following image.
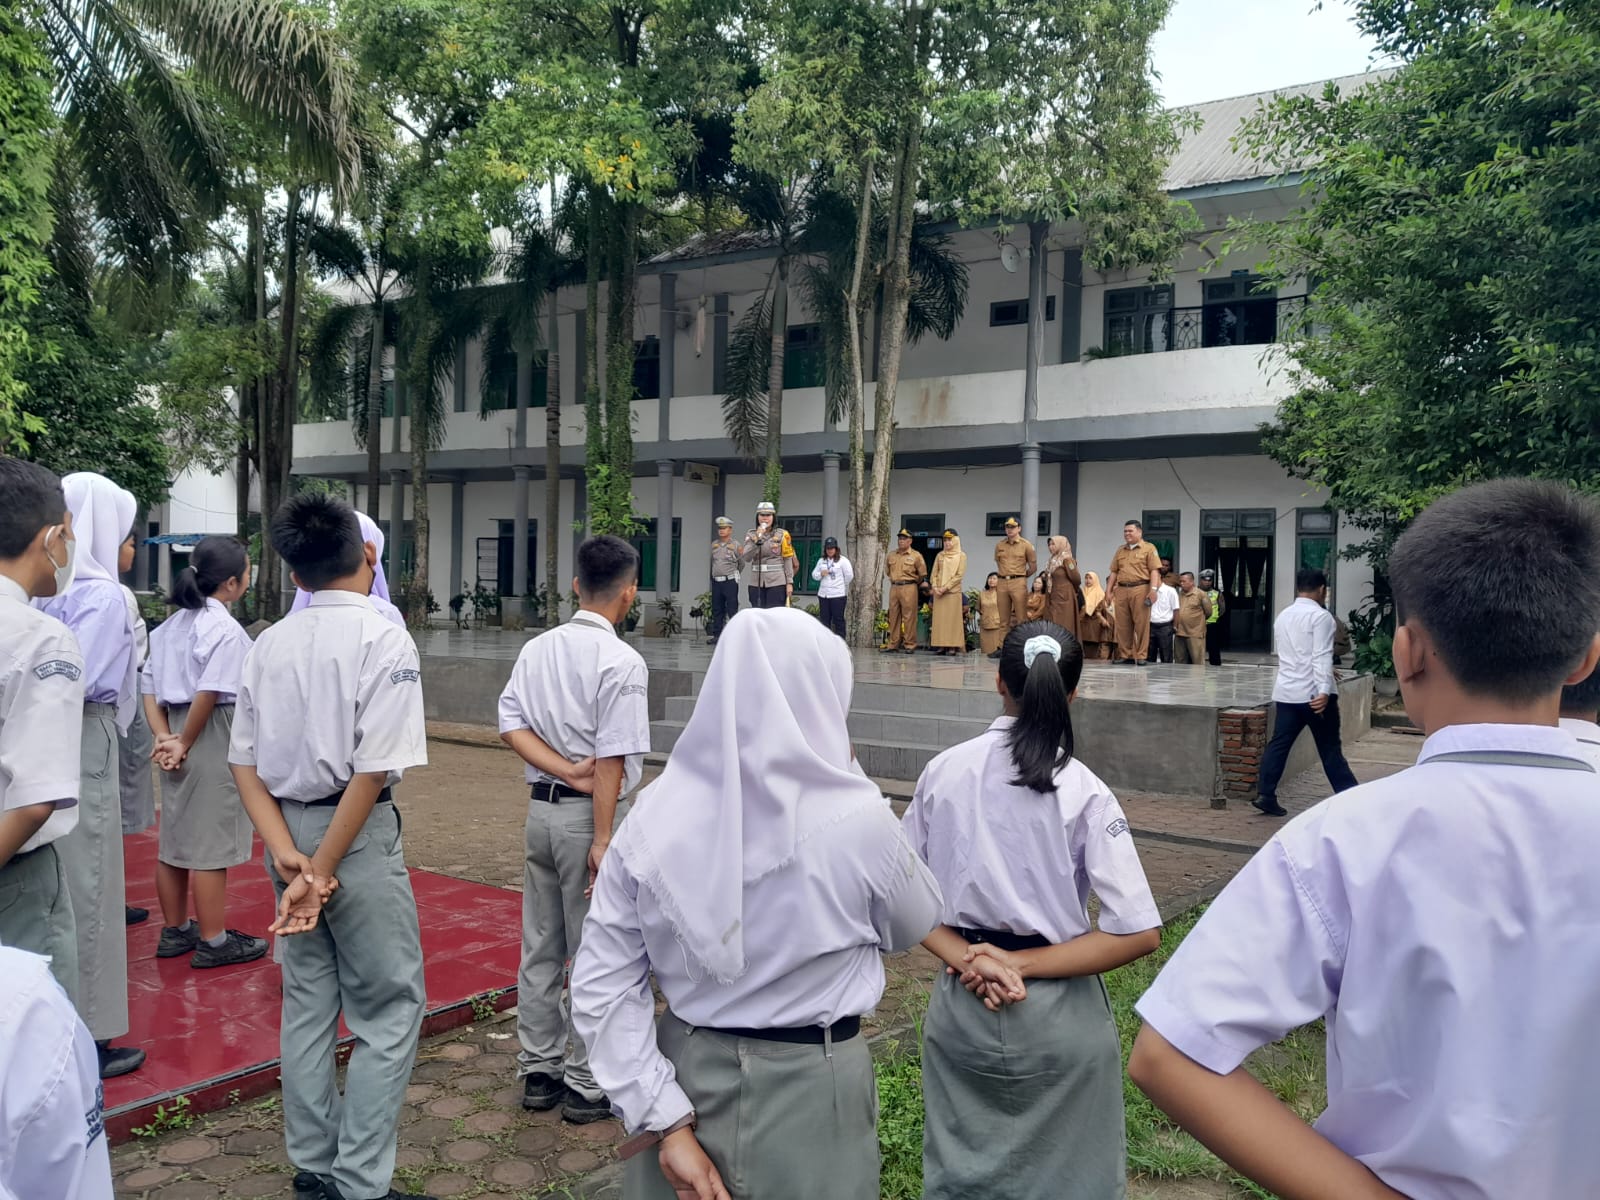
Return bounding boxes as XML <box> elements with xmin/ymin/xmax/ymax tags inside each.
<box><xmin>1218</xmin><ymin>706</ymin><xmax>1269</xmax><ymax>802</ymax></box>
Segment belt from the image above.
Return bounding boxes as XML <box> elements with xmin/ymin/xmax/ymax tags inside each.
<box><xmin>712</xmin><ymin>575</ymin><xmax>738</xmax><ymax>583</ymax></box>
<box><xmin>531</xmin><ymin>779</ymin><xmax>589</xmax><ymax>804</ymax></box>
<box><xmin>891</xmin><ymin>581</ymin><xmax>919</xmax><ymax>587</ymax></box>
<box><xmin>83</xmin><ymin>701</ymin><xmax>118</xmax><ymax>716</ymax></box>
<box><xmin>300</xmin><ymin>786</ymin><xmax>393</xmax><ymax>808</ymax></box>
<box><xmin>703</xmin><ymin>1015</ymin><xmax>861</xmax><ymax>1045</ymax></box>
<box><xmin>999</xmin><ymin>574</ymin><xmax>1027</xmax><ymax>580</ymax></box>
<box><xmin>958</xmin><ymin>927</ymin><xmax>1052</xmax><ymax>952</ymax></box>
<box><xmin>1118</xmin><ymin>581</ymin><xmax>1148</xmax><ymax>588</ymax></box>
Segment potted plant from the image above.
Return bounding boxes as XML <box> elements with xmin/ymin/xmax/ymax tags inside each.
<box><xmin>620</xmin><ymin>594</ymin><xmax>642</xmax><ymax>634</ymax></box>
<box><xmin>470</xmin><ymin>583</ymin><xmax>502</xmax><ymax>628</ymax></box>
<box><xmin>647</xmin><ymin>595</ymin><xmax>682</xmax><ymax>637</ymax></box>
<box><xmin>1348</xmin><ymin>597</ymin><xmax>1398</xmax><ymax>696</ymax></box>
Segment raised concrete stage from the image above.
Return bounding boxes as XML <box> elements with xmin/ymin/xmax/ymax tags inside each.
<box><xmin>414</xmin><ymin>629</ymin><xmax>1372</xmax><ymax>799</ymax></box>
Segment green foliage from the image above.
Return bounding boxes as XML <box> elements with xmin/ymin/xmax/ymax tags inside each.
<box><xmin>875</xmin><ymin>1049</ymin><xmax>925</xmax><ymax>1200</ymax></box>
<box><xmin>131</xmin><ymin>1094</ymin><xmax>194</xmax><ymax>1138</ymax></box>
<box><xmin>1247</xmin><ymin>1</ymin><xmax>1600</xmax><ymax>573</ymax></box>
<box><xmin>392</xmin><ymin>575</ymin><xmax>439</xmax><ymax>630</ymax></box>
<box><xmin>655</xmin><ymin>595</ymin><xmax>682</xmax><ymax>636</ymax></box>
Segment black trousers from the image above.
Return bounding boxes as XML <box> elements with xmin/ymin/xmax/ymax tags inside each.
<box><xmin>1205</xmin><ymin>622</ymin><xmax>1223</xmax><ymax>666</ymax></box>
<box><xmin>1149</xmin><ymin>621</ymin><xmax>1175</xmax><ymax>663</ymax></box>
<box><xmin>1256</xmin><ymin>697</ymin><xmax>1360</xmax><ymax>802</ymax></box>
<box><xmin>709</xmin><ymin>579</ymin><xmax>738</xmax><ymax>639</ymax></box>
<box><xmin>819</xmin><ymin>595</ymin><xmax>846</xmax><ymax>638</ymax></box>
<box><xmin>749</xmin><ymin>584</ymin><xmax>788</xmax><ymax>609</ymax></box>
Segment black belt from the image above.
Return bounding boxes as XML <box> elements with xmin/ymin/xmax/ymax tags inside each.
<box><xmin>531</xmin><ymin>779</ymin><xmax>588</xmax><ymax>804</ymax></box>
<box><xmin>302</xmin><ymin>786</ymin><xmax>393</xmax><ymax>808</ymax></box>
<box><xmin>891</xmin><ymin>581</ymin><xmax>919</xmax><ymax>587</ymax></box>
<box><xmin>705</xmin><ymin>1015</ymin><xmax>861</xmax><ymax>1045</ymax></box>
<box><xmin>1118</xmin><ymin>581</ymin><xmax>1148</xmax><ymax>588</ymax></box>
<box><xmin>958</xmin><ymin>927</ymin><xmax>1052</xmax><ymax>952</ymax></box>
<box><xmin>999</xmin><ymin>574</ymin><xmax>1027</xmax><ymax>580</ymax></box>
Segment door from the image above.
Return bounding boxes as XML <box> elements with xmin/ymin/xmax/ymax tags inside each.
<box><xmin>899</xmin><ymin>513</ymin><xmax>946</xmax><ymax>577</ymax></box>
<box><xmin>494</xmin><ymin>519</ymin><xmax>538</xmax><ymax>595</ymax></box>
<box><xmin>1200</xmin><ymin>509</ymin><xmax>1275</xmax><ymax>652</ymax></box>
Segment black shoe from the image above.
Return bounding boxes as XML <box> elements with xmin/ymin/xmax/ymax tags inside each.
<box><xmin>561</xmin><ymin>1089</ymin><xmax>614</xmax><ymax>1125</ymax></box>
<box><xmin>126</xmin><ymin>905</ymin><xmax>149</xmax><ymax>926</ymax></box>
<box><xmin>522</xmin><ymin>1073</ymin><xmax>566</xmax><ymax>1111</ymax></box>
<box><xmin>987</xmin><ymin>650</ymin><xmax>1001</xmax><ymax>659</ymax></box>
<box><xmin>1251</xmin><ymin>798</ymin><xmax>1289</xmax><ymax>817</ymax></box>
<box><xmin>293</xmin><ymin>1172</ymin><xmax>328</xmax><ymax>1198</ymax></box>
<box><xmin>97</xmin><ymin>1042</ymin><xmax>146</xmax><ymax>1078</ymax></box>
<box><xmin>190</xmin><ymin>930</ymin><xmax>269</xmax><ymax>969</ymax></box>
<box><xmin>318</xmin><ymin>1183</ymin><xmax>439</xmax><ymax>1200</ymax></box>
<box><xmin>156</xmin><ymin>924</ymin><xmax>201</xmax><ymax>958</ymax></box>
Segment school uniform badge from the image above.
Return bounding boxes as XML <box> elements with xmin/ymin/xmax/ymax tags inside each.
<box><xmin>1105</xmin><ymin>817</ymin><xmax>1130</xmax><ymax>838</ymax></box>
<box><xmin>390</xmin><ymin>668</ymin><xmax>421</xmax><ymax>684</ymax></box>
<box><xmin>34</xmin><ymin>659</ymin><xmax>82</xmax><ymax>681</ymax></box>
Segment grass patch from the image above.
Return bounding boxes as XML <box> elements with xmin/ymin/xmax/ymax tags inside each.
<box><xmin>875</xmin><ymin>905</ymin><xmax>1329</xmax><ymax>1198</ymax></box>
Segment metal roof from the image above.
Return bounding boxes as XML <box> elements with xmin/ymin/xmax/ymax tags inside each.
<box><xmin>1163</xmin><ymin>70</ymin><xmax>1393</xmax><ymax>193</ymax></box>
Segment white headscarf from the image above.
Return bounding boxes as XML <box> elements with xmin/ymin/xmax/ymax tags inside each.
<box><xmin>617</xmin><ymin>607</ymin><xmax>886</xmax><ymax>984</ymax></box>
<box><xmin>289</xmin><ymin>508</ymin><xmax>391</xmax><ymax>614</ymax></box>
<box><xmin>61</xmin><ymin>472</ymin><xmax>139</xmax><ymax>731</ymax></box>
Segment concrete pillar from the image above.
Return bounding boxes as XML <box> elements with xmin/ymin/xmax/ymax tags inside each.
<box><xmin>711</xmin><ymin>294</ymin><xmax>730</xmax><ymax>393</ymax></box>
<box><xmin>449</xmin><ymin>477</ymin><xmax>465</xmax><ymax>595</ymax></box>
<box><xmin>658</xmin><ymin>274</ymin><xmax>675</xmax><ymax>442</ymax></box>
<box><xmin>512</xmin><ymin>466</ymin><xmax>530</xmax><ymax>600</ymax></box>
<box><xmin>822</xmin><ymin>452</ymin><xmax>841</xmax><ymax>541</ymax></box>
<box><xmin>1023</xmin><ymin>220</ymin><xmax>1048</xmax><ymax>439</ymax></box>
<box><xmin>1021</xmin><ymin>443</ymin><xmax>1042</xmax><ymax>551</ymax></box>
<box><xmin>655</xmin><ymin>460</ymin><xmax>674</xmax><ymax>597</ymax></box>
<box><xmin>387</xmin><ymin>467</ymin><xmax>404</xmax><ymax>584</ymax></box>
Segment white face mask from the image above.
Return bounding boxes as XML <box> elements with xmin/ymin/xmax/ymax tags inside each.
<box><xmin>45</xmin><ymin>527</ymin><xmax>78</xmax><ymax>595</ymax></box>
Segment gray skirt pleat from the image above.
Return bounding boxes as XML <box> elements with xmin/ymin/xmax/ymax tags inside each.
<box><xmin>625</xmin><ymin>1011</ymin><xmax>879</xmax><ymax>1200</ymax></box>
<box><xmin>922</xmin><ymin>970</ymin><xmax>1127</xmax><ymax>1200</ymax></box>
<box><xmin>157</xmin><ymin>704</ymin><xmax>251</xmax><ymax>870</ymax></box>
<box><xmin>119</xmin><ymin>706</ymin><xmax>157</xmax><ymax>836</ymax></box>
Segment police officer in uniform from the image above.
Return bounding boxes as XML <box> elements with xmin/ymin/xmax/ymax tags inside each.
<box><xmin>993</xmin><ymin>517</ymin><xmax>1036</xmax><ymax>631</ymax></box>
<box><xmin>707</xmin><ymin>518</ymin><xmax>740</xmax><ymax>644</ymax></box>
<box><xmin>741</xmin><ymin>501</ymin><xmax>795</xmax><ymax>609</ymax></box>
<box><xmin>1200</xmin><ymin>568</ymin><xmax>1226</xmax><ymax>666</ymax></box>
<box><xmin>1107</xmin><ymin>519</ymin><xmax>1164</xmax><ymax>665</ymax></box>
<box><xmin>884</xmin><ymin>530</ymin><xmax>928</xmax><ymax>652</ymax></box>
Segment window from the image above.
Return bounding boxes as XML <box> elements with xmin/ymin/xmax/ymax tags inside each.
<box><xmin>633</xmin><ymin>336</ymin><xmax>661</xmax><ymax>400</ymax></box>
<box><xmin>785</xmin><ymin>515</ymin><xmax>825</xmax><ymax>593</ymax></box>
<box><xmin>1142</xmin><ymin>509</ymin><xmax>1180</xmax><ymax>569</ymax></box>
<box><xmin>1104</xmin><ymin>285</ymin><xmax>1174</xmax><ymax>355</ymax></box>
<box><xmin>1296</xmin><ymin>508</ymin><xmax>1336</xmax><ymax>593</ymax></box>
<box><xmin>783</xmin><ymin>325</ymin><xmax>826</xmax><ymax>390</ymax></box>
<box><xmin>983</xmin><ymin>512</ymin><xmax>1052</xmax><ymax>538</ymax></box>
<box><xmin>494</xmin><ymin>519</ymin><xmax>539</xmax><ymax>594</ymax></box>
<box><xmin>899</xmin><ymin>513</ymin><xmax>947</xmax><ymax>575</ymax></box>
<box><xmin>1202</xmin><ymin>276</ymin><xmax>1278</xmax><ymax>348</ymax></box>
<box><xmin>485</xmin><ymin>347</ymin><xmax>549</xmax><ymax>412</ymax></box>
<box><xmin>630</xmin><ymin>517</ymin><xmax>681</xmax><ymax>591</ymax></box>
<box><xmin>989</xmin><ymin>296</ymin><xmax>1057</xmax><ymax>327</ymax></box>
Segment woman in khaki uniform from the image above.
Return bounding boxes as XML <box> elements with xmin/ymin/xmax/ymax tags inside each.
<box><xmin>978</xmin><ymin>573</ymin><xmax>1004</xmax><ymax>657</ymax></box>
<box><xmin>929</xmin><ymin>531</ymin><xmax>967</xmax><ymax>656</ymax></box>
<box><xmin>1042</xmin><ymin>535</ymin><xmax>1082</xmax><ymax>644</ymax></box>
<box><xmin>1025</xmin><ymin>576</ymin><xmax>1048</xmax><ymax>622</ymax></box>
<box><xmin>1079</xmin><ymin>572</ymin><xmax>1111</xmax><ymax>660</ymax></box>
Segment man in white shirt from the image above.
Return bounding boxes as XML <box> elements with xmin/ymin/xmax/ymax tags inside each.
<box><xmin>1147</xmin><ymin>578</ymin><xmax>1180</xmax><ymax>663</ymax></box>
<box><xmin>1252</xmin><ymin>568</ymin><xmax>1358</xmax><ymax>816</ymax></box>
<box><xmin>498</xmin><ymin>535</ymin><xmax>652</xmax><ymax>1125</ymax></box>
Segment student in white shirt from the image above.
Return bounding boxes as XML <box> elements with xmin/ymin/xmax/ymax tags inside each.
<box><xmin>0</xmin><ymin>459</ymin><xmax>85</xmax><ymax>998</ymax></box>
<box><xmin>229</xmin><ymin>494</ymin><xmax>429</xmax><ymax>1200</ymax></box>
<box><xmin>288</xmin><ymin>510</ymin><xmax>406</xmax><ymax>628</ymax></box>
<box><xmin>904</xmin><ymin>619</ymin><xmax>1162</xmax><ymax>1200</ymax></box>
<box><xmin>498</xmin><ymin>535</ymin><xmax>652</xmax><ymax>1125</ymax></box>
<box><xmin>1251</xmin><ymin>568</ymin><xmax>1359</xmax><ymax>816</ymax></box>
<box><xmin>570</xmin><ymin>607</ymin><xmax>945</xmax><ymax>1200</ymax></box>
<box><xmin>1147</xmin><ymin>578</ymin><xmax>1180</xmax><ymax>663</ymax></box>
<box><xmin>1129</xmin><ymin>478</ymin><xmax>1600</xmax><ymax>1200</ymax></box>
<box><xmin>810</xmin><ymin>535</ymin><xmax>853</xmax><ymax>637</ymax></box>
<box><xmin>1558</xmin><ymin>664</ymin><xmax>1600</xmax><ymax>769</ymax></box>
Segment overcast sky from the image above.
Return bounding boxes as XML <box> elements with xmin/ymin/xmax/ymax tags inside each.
<box><xmin>1152</xmin><ymin>0</ymin><xmax>1383</xmax><ymax>107</ymax></box>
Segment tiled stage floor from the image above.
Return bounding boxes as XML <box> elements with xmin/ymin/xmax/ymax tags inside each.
<box><xmin>107</xmin><ymin>822</ymin><xmax>521</xmax><ymax>1140</ymax></box>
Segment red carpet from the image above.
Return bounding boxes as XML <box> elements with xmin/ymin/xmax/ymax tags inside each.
<box><xmin>108</xmin><ymin>823</ymin><xmax>521</xmax><ymax>1141</ymax></box>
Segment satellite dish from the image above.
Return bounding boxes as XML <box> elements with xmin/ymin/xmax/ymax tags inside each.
<box><xmin>1000</xmin><ymin>242</ymin><xmax>1021</xmax><ymax>274</ymax></box>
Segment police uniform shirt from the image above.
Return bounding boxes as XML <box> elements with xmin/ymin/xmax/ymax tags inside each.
<box><xmin>709</xmin><ymin>539</ymin><xmax>741</xmax><ymax>580</ymax></box>
<box><xmin>0</xmin><ymin>945</ymin><xmax>113</xmax><ymax>1200</ymax></box>
<box><xmin>902</xmin><ymin>717</ymin><xmax>1160</xmax><ymax>942</ymax></box>
<box><xmin>497</xmin><ymin>609</ymin><xmax>651</xmax><ymax>793</ymax></box>
<box><xmin>1136</xmin><ymin>722</ymin><xmax>1600</xmax><ymax>1198</ymax></box>
<box><xmin>0</xmin><ymin>576</ymin><xmax>83</xmax><ymax>852</ymax></box>
<box><xmin>228</xmin><ymin>591</ymin><xmax>427</xmax><ymax>800</ymax></box>
<box><xmin>140</xmin><ymin>597</ymin><xmax>254</xmax><ymax>705</ymax></box>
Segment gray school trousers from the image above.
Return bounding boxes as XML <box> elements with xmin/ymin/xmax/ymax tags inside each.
<box><xmin>0</xmin><ymin>842</ymin><xmax>79</xmax><ymax>1005</ymax></box>
<box><xmin>268</xmin><ymin>799</ymin><xmax>425</xmax><ymax>1200</ymax></box>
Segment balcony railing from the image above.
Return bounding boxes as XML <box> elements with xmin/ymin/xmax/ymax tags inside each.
<box><xmin>1101</xmin><ymin>295</ymin><xmax>1306</xmax><ymax>358</ymax></box>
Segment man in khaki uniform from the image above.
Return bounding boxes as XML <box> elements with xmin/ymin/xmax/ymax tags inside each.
<box><xmin>1107</xmin><ymin>519</ymin><xmax>1163</xmax><ymax>664</ymax></box>
<box><xmin>993</xmin><ymin>517</ymin><xmax>1036</xmax><ymax>631</ymax></box>
<box><xmin>1174</xmin><ymin>571</ymin><xmax>1213</xmax><ymax>664</ymax></box>
<box><xmin>884</xmin><ymin>529</ymin><xmax>928</xmax><ymax>652</ymax></box>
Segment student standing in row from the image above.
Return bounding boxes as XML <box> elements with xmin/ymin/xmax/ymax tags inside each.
<box><xmin>1024</xmin><ymin>575</ymin><xmax>1047</xmax><ymax>622</ymax></box>
<box><xmin>142</xmin><ymin>536</ymin><xmax>267</xmax><ymax>968</ymax></box>
<box><xmin>928</xmin><ymin>529</ymin><xmax>965</xmax><ymax>655</ymax></box>
<box><xmin>1130</xmin><ymin>479</ymin><xmax>1600</xmax><ymax>1200</ymax></box>
<box><xmin>38</xmin><ymin>471</ymin><xmax>145</xmax><ymax>1078</ymax></box>
<box><xmin>977</xmin><ymin>573</ymin><xmax>1004</xmax><ymax>657</ymax></box>
<box><xmin>810</xmin><ymin>536</ymin><xmax>852</xmax><ymax>638</ymax></box>
<box><xmin>571</xmin><ymin>608</ymin><xmax>945</xmax><ymax>1200</ymax></box>
<box><xmin>116</xmin><ymin>530</ymin><xmax>155</xmax><ymax>927</ymax></box>
<box><xmin>230</xmin><ymin>494</ymin><xmax>430</xmax><ymax>1200</ymax></box>
<box><xmin>706</xmin><ymin>517</ymin><xmax>741</xmax><ymax>644</ymax></box>
<box><xmin>905</xmin><ymin>621</ymin><xmax>1162</xmax><ymax>1200</ymax></box>
<box><xmin>289</xmin><ymin>509</ymin><xmax>403</xmax><ymax>626</ymax></box>
<box><xmin>498</xmin><ymin>536</ymin><xmax>652</xmax><ymax>1125</ymax></box>
<box><xmin>1078</xmin><ymin>571</ymin><xmax>1111</xmax><ymax>660</ymax></box>
<box><xmin>0</xmin><ymin>458</ymin><xmax>85</xmax><ymax>997</ymax></box>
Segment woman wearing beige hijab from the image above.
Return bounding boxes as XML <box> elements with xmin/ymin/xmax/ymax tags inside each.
<box><xmin>1042</xmin><ymin>535</ymin><xmax>1081</xmax><ymax>643</ymax></box>
<box><xmin>1079</xmin><ymin>571</ymin><xmax>1111</xmax><ymax>660</ymax></box>
<box><xmin>929</xmin><ymin>530</ymin><xmax>967</xmax><ymax>655</ymax></box>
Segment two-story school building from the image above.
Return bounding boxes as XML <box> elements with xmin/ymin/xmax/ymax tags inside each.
<box><xmin>291</xmin><ymin>71</ymin><xmax>1382</xmax><ymax>651</ymax></box>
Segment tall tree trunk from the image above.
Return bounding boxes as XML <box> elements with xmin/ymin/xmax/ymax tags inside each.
<box><xmin>844</xmin><ymin>156</ymin><xmax>880</xmax><ymax>646</ymax></box>
<box><xmin>763</xmin><ymin>254</ymin><xmax>788</xmax><ymax>505</ymax></box>
<box><xmin>276</xmin><ymin>188</ymin><xmax>306</xmax><ymax>561</ymax></box>
<box><xmin>582</xmin><ymin>188</ymin><xmax>604</xmax><ymax>530</ymax></box>
<box><xmin>409</xmin><ymin>394</ymin><xmax>430</xmax><ymax>626</ymax></box>
<box><xmin>364</xmin><ymin>296</ymin><xmax>384</xmax><ymax>510</ymax></box>
<box><xmin>248</xmin><ymin>192</ymin><xmax>280</xmax><ymax>619</ymax></box>
<box><xmin>544</xmin><ymin>284</ymin><xmax>562</xmax><ymax>625</ymax></box>
<box><xmin>601</xmin><ymin>201</ymin><xmax>638</xmax><ymax>536</ymax></box>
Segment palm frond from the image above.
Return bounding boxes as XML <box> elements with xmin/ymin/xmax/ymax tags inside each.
<box><xmin>721</xmin><ymin>289</ymin><xmax>773</xmax><ymax>460</ymax></box>
<box><xmin>905</xmin><ymin>224</ymin><xmax>969</xmax><ymax>344</ymax></box>
<box><xmin>302</xmin><ymin>216</ymin><xmax>372</xmax><ymax>287</ymax></box>
<box><xmin>305</xmin><ymin>299</ymin><xmax>364</xmax><ymax>413</ymax></box>
<box><xmin>796</xmin><ymin>258</ymin><xmax>854</xmax><ymax>428</ymax></box>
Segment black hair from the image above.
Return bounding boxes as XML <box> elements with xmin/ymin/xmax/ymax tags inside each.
<box><xmin>1179</xmin><ymin>571</ymin><xmax>1195</xmax><ymax>582</ymax></box>
<box><xmin>0</xmin><ymin>457</ymin><xmax>66</xmax><ymax>559</ymax></box>
<box><xmin>1123</xmin><ymin>519</ymin><xmax>1143</xmax><ymax>531</ymax></box>
<box><xmin>984</xmin><ymin>572</ymin><xmax>999</xmax><ymax>589</ymax></box>
<box><xmin>171</xmin><ymin>535</ymin><xmax>248</xmax><ymax>610</ymax></box>
<box><xmin>998</xmin><ymin>619</ymin><xmax>1085</xmax><ymax>792</ymax></box>
<box><xmin>1295</xmin><ymin>567</ymin><xmax>1327</xmax><ymax>593</ymax></box>
<box><xmin>270</xmin><ymin>493</ymin><xmax>365</xmax><ymax>590</ymax></box>
<box><xmin>1389</xmin><ymin>479</ymin><xmax>1600</xmax><ymax>702</ymax></box>
<box><xmin>1561</xmin><ymin>663</ymin><xmax>1600</xmax><ymax>717</ymax></box>
<box><xmin>576</xmin><ymin>535</ymin><xmax>638</xmax><ymax>599</ymax></box>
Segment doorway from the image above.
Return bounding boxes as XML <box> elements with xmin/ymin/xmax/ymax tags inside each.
<box><xmin>1200</xmin><ymin>509</ymin><xmax>1275</xmax><ymax>652</ymax></box>
<box><xmin>899</xmin><ymin>512</ymin><xmax>946</xmax><ymax>577</ymax></box>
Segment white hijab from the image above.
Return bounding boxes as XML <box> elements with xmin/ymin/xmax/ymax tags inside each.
<box><xmin>61</xmin><ymin>472</ymin><xmax>139</xmax><ymax>731</ymax></box>
<box><xmin>618</xmin><ymin>607</ymin><xmax>885</xmax><ymax>984</ymax></box>
<box><xmin>289</xmin><ymin>508</ymin><xmax>392</xmax><ymax>614</ymax></box>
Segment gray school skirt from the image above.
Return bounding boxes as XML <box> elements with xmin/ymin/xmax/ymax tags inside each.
<box><xmin>119</xmin><ymin>706</ymin><xmax>157</xmax><ymax>836</ymax></box>
<box><xmin>157</xmin><ymin>703</ymin><xmax>252</xmax><ymax>870</ymax></box>
<box><xmin>922</xmin><ymin>970</ymin><xmax>1127</xmax><ymax>1200</ymax></box>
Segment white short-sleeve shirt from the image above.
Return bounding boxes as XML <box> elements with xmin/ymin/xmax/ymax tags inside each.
<box><xmin>497</xmin><ymin>610</ymin><xmax>652</xmax><ymax>791</ymax></box>
<box><xmin>228</xmin><ymin>591</ymin><xmax>427</xmax><ymax>800</ymax></box>
<box><xmin>1136</xmin><ymin>722</ymin><xmax>1600</xmax><ymax>1199</ymax></box>
<box><xmin>1559</xmin><ymin>715</ymin><xmax>1600</xmax><ymax>770</ymax></box>
<box><xmin>902</xmin><ymin>716</ymin><xmax>1161</xmax><ymax>941</ymax></box>
<box><xmin>140</xmin><ymin>598</ymin><xmax>253</xmax><ymax>706</ymax></box>
<box><xmin>0</xmin><ymin>578</ymin><xmax>83</xmax><ymax>852</ymax></box>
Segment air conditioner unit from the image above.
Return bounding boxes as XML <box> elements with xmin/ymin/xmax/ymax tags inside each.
<box><xmin>682</xmin><ymin>462</ymin><xmax>720</xmax><ymax>486</ymax></box>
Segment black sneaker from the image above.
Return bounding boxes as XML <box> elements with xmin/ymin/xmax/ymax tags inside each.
<box><xmin>1251</xmin><ymin>798</ymin><xmax>1289</xmax><ymax>817</ymax></box>
<box><xmin>560</xmin><ymin>1089</ymin><xmax>614</xmax><ymax>1125</ymax></box>
<box><xmin>156</xmin><ymin>924</ymin><xmax>200</xmax><ymax>958</ymax></box>
<box><xmin>190</xmin><ymin>930</ymin><xmax>269</xmax><ymax>969</ymax></box>
<box><xmin>522</xmin><ymin>1073</ymin><xmax>566</xmax><ymax>1111</ymax></box>
<box><xmin>97</xmin><ymin>1042</ymin><xmax>146</xmax><ymax>1078</ymax></box>
<box><xmin>293</xmin><ymin>1172</ymin><xmax>328</xmax><ymax>1198</ymax></box>
<box><xmin>126</xmin><ymin>905</ymin><xmax>149</xmax><ymax>926</ymax></box>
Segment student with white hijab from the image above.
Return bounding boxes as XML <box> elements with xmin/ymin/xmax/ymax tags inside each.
<box><xmin>571</xmin><ymin>607</ymin><xmax>947</xmax><ymax>1200</ymax></box>
<box><xmin>288</xmin><ymin>509</ymin><xmax>405</xmax><ymax>627</ymax></box>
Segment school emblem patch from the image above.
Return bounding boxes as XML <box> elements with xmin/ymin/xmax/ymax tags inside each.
<box><xmin>34</xmin><ymin>659</ymin><xmax>82</xmax><ymax>682</ymax></box>
<box><xmin>390</xmin><ymin>668</ymin><xmax>421</xmax><ymax>685</ymax></box>
<box><xmin>1105</xmin><ymin>818</ymin><xmax>1129</xmax><ymax>839</ymax></box>
<box><xmin>85</xmin><ymin>1082</ymin><xmax>105</xmax><ymax>1146</ymax></box>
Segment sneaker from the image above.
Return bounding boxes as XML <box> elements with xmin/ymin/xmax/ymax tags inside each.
<box><xmin>292</xmin><ymin>1172</ymin><xmax>328</xmax><ymax>1198</ymax></box>
<box><xmin>156</xmin><ymin>924</ymin><xmax>200</xmax><ymax>958</ymax></box>
<box><xmin>522</xmin><ymin>1073</ymin><xmax>566</xmax><ymax>1111</ymax></box>
<box><xmin>190</xmin><ymin>930</ymin><xmax>269</xmax><ymax>969</ymax></box>
<box><xmin>560</xmin><ymin>1089</ymin><xmax>614</xmax><ymax>1125</ymax></box>
<box><xmin>125</xmin><ymin>905</ymin><xmax>150</xmax><ymax>926</ymax></box>
<box><xmin>1251</xmin><ymin>798</ymin><xmax>1289</xmax><ymax>817</ymax></box>
<box><xmin>97</xmin><ymin>1042</ymin><xmax>146</xmax><ymax>1078</ymax></box>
